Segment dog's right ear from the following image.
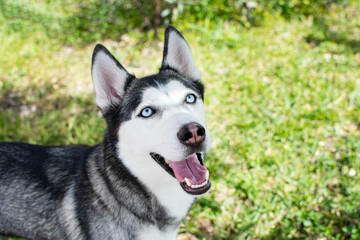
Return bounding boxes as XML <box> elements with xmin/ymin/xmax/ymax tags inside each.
<box><xmin>91</xmin><ymin>44</ymin><xmax>134</xmax><ymax>111</ymax></box>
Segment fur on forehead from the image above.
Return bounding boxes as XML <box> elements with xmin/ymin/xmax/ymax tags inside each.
<box><xmin>102</xmin><ymin>68</ymin><xmax>203</xmax><ymax>120</ymax></box>
<box><xmin>126</xmin><ymin>72</ymin><xmax>204</xmax><ymax>105</ymax></box>
<box><xmin>111</xmin><ymin>73</ymin><xmax>200</xmax><ymax>115</ymax></box>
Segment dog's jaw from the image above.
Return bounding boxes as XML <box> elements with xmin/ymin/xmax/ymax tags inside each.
<box><xmin>150</xmin><ymin>152</ymin><xmax>211</xmax><ymax>195</ymax></box>
<box><xmin>117</xmin><ymin>143</ymin><xmax>196</xmax><ymax>220</ymax></box>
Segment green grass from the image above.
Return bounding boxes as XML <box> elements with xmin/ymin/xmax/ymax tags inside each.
<box><xmin>1</xmin><ymin>1</ymin><xmax>360</xmax><ymax>239</ymax></box>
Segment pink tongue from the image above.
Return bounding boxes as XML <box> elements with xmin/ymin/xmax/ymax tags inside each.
<box><xmin>169</xmin><ymin>155</ymin><xmax>208</xmax><ymax>185</ymax></box>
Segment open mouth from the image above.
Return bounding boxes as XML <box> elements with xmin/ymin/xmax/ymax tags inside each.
<box><xmin>150</xmin><ymin>152</ymin><xmax>211</xmax><ymax>195</ymax></box>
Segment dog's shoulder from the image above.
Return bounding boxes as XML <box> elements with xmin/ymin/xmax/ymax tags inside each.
<box><xmin>0</xmin><ymin>142</ymin><xmax>97</xmax><ymax>193</ymax></box>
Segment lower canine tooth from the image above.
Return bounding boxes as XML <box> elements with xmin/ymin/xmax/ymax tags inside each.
<box><xmin>206</xmin><ymin>170</ymin><xmax>209</xmax><ymax>180</ymax></box>
<box><xmin>184</xmin><ymin>177</ymin><xmax>191</xmax><ymax>187</ymax></box>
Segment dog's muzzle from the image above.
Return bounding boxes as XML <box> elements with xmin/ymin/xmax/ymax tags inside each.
<box><xmin>150</xmin><ymin>122</ymin><xmax>211</xmax><ymax>195</ymax></box>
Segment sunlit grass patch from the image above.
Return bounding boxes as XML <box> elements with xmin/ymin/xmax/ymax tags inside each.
<box><xmin>1</xmin><ymin>1</ymin><xmax>360</xmax><ymax>239</ymax></box>
<box><xmin>181</xmin><ymin>13</ymin><xmax>360</xmax><ymax>240</ymax></box>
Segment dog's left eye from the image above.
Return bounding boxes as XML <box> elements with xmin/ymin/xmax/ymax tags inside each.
<box><xmin>185</xmin><ymin>94</ymin><xmax>196</xmax><ymax>104</ymax></box>
<box><xmin>140</xmin><ymin>107</ymin><xmax>155</xmax><ymax>118</ymax></box>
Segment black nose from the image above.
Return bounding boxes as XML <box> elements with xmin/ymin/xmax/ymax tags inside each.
<box><xmin>177</xmin><ymin>122</ymin><xmax>206</xmax><ymax>145</ymax></box>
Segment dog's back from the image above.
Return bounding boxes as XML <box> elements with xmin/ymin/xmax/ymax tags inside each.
<box><xmin>0</xmin><ymin>142</ymin><xmax>91</xmax><ymax>239</ymax></box>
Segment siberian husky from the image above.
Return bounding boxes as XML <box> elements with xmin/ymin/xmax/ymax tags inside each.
<box><xmin>0</xmin><ymin>26</ymin><xmax>211</xmax><ymax>240</ymax></box>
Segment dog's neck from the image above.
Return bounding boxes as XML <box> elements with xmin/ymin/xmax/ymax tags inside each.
<box><xmin>110</xmin><ymin>141</ymin><xmax>196</xmax><ymax>221</ymax></box>
<box><xmin>96</xmin><ymin>139</ymin><xmax>195</xmax><ymax>224</ymax></box>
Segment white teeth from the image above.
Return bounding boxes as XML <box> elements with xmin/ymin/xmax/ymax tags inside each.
<box><xmin>188</xmin><ymin>179</ymin><xmax>208</xmax><ymax>189</ymax></box>
<box><xmin>184</xmin><ymin>177</ymin><xmax>191</xmax><ymax>187</ymax></box>
<box><xmin>191</xmin><ymin>181</ymin><xmax>207</xmax><ymax>189</ymax></box>
<box><xmin>165</xmin><ymin>159</ymin><xmax>170</xmax><ymax>164</ymax></box>
<box><xmin>184</xmin><ymin>171</ymin><xmax>210</xmax><ymax>189</ymax></box>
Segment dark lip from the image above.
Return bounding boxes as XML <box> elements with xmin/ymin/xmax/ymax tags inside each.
<box><xmin>150</xmin><ymin>152</ymin><xmax>175</xmax><ymax>178</ymax></box>
<box><xmin>180</xmin><ymin>180</ymin><xmax>211</xmax><ymax>195</ymax></box>
<box><xmin>149</xmin><ymin>152</ymin><xmax>211</xmax><ymax>195</ymax></box>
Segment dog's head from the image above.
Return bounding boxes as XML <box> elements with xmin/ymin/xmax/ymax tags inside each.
<box><xmin>91</xmin><ymin>26</ymin><xmax>211</xmax><ymax>196</ymax></box>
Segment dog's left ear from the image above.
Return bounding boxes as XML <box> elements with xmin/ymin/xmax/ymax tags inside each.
<box><xmin>91</xmin><ymin>44</ymin><xmax>135</xmax><ymax>111</ymax></box>
<box><xmin>160</xmin><ymin>26</ymin><xmax>201</xmax><ymax>81</ymax></box>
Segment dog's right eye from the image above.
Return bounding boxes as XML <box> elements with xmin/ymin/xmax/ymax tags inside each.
<box><xmin>140</xmin><ymin>107</ymin><xmax>155</xmax><ymax>118</ymax></box>
<box><xmin>185</xmin><ymin>94</ymin><xmax>197</xmax><ymax>104</ymax></box>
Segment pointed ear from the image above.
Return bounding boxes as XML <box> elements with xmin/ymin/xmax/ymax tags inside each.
<box><xmin>91</xmin><ymin>44</ymin><xmax>134</xmax><ymax>111</ymax></box>
<box><xmin>160</xmin><ymin>26</ymin><xmax>201</xmax><ymax>81</ymax></box>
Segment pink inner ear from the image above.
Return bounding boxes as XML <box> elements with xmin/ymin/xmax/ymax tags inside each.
<box><xmin>175</xmin><ymin>47</ymin><xmax>185</xmax><ymax>65</ymax></box>
<box><xmin>110</xmin><ymin>86</ymin><xmax>121</xmax><ymax>99</ymax></box>
<box><xmin>175</xmin><ymin>47</ymin><xmax>190</xmax><ymax>77</ymax></box>
<box><xmin>102</xmin><ymin>69</ymin><xmax>123</xmax><ymax>99</ymax></box>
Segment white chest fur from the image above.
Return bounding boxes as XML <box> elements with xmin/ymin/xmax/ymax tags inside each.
<box><xmin>118</xmin><ymin>149</ymin><xmax>195</xmax><ymax>220</ymax></box>
<box><xmin>138</xmin><ymin>224</ymin><xmax>179</xmax><ymax>240</ymax></box>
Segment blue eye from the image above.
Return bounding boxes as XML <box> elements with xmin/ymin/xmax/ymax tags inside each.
<box><xmin>186</xmin><ymin>94</ymin><xmax>196</xmax><ymax>104</ymax></box>
<box><xmin>140</xmin><ymin>107</ymin><xmax>154</xmax><ymax>118</ymax></box>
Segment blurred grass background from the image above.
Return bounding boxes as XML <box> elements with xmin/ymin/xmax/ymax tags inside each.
<box><xmin>0</xmin><ymin>0</ymin><xmax>360</xmax><ymax>239</ymax></box>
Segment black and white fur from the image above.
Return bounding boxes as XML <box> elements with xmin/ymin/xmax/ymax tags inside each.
<box><xmin>0</xmin><ymin>26</ymin><xmax>211</xmax><ymax>240</ymax></box>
